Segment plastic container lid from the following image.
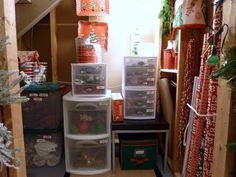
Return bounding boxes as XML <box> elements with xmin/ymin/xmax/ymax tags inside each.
<box><xmin>24</xmin><ymin>82</ymin><xmax>61</xmax><ymax>92</ymax></box>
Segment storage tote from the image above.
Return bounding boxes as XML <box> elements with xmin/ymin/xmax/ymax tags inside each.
<box><xmin>119</xmin><ymin>134</ymin><xmax>158</xmax><ymax>169</ymax></box>
<box><xmin>24</xmin><ymin>127</ymin><xmax>63</xmax><ymax>168</ymax></box>
<box><xmin>21</xmin><ymin>83</ymin><xmax>62</xmax><ymax>129</ymax></box>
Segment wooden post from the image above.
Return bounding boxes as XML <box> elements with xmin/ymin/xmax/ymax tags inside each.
<box><xmin>171</xmin><ymin>29</ymin><xmax>203</xmax><ymax>175</ymax></box>
<box><xmin>50</xmin><ymin>9</ymin><xmax>58</xmax><ymax>82</ymax></box>
<box><xmin>212</xmin><ymin>1</ymin><xmax>236</xmax><ymax>176</ymax></box>
<box><xmin>0</xmin><ymin>0</ymin><xmax>27</xmax><ymax>177</ymax></box>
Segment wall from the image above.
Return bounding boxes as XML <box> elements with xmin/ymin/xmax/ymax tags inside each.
<box><xmin>104</xmin><ymin>0</ymin><xmax>161</xmax><ymax>92</ymax></box>
<box><xmin>18</xmin><ymin>0</ymin><xmax>162</xmax><ymax>93</ymax></box>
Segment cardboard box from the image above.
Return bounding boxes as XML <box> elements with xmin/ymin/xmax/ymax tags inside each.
<box><xmin>112</xmin><ymin>93</ymin><xmax>124</xmax><ymax>122</ymax></box>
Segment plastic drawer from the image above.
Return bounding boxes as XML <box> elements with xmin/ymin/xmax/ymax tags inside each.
<box><xmin>123</xmin><ymin>56</ymin><xmax>157</xmax><ymax>87</ymax></box>
<box><xmin>123</xmin><ymin>88</ymin><xmax>156</xmax><ymax>119</ymax></box>
<box><xmin>24</xmin><ymin>128</ymin><xmax>63</xmax><ymax>168</ymax></box>
<box><xmin>65</xmin><ymin>137</ymin><xmax>110</xmax><ymax>174</ymax></box>
<box><xmin>63</xmin><ymin>91</ymin><xmax>111</xmax><ymax>135</ymax></box>
<box><xmin>71</xmin><ymin>63</ymin><xmax>107</xmax><ymax>96</ymax></box>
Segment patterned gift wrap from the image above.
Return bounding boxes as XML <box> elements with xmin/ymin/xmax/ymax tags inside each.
<box><xmin>78</xmin><ymin>21</ymin><xmax>108</xmax><ymax>51</ymax></box>
<box><xmin>186</xmin><ymin>3</ymin><xmax>223</xmax><ymax>177</ymax></box>
<box><xmin>75</xmin><ymin>37</ymin><xmax>103</xmax><ymax>63</ymax></box>
<box><xmin>76</xmin><ymin>0</ymin><xmax>109</xmax><ymax>16</ymax></box>
<box><xmin>177</xmin><ymin>38</ymin><xmax>196</xmax><ymax>155</ymax></box>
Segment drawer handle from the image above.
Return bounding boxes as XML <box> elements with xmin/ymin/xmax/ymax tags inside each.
<box><xmin>75</xmin><ymin>103</ymin><xmax>97</xmax><ymax>110</ymax></box>
<box><xmin>130</xmin><ymin>157</ymin><xmax>149</xmax><ymax>164</ymax></box>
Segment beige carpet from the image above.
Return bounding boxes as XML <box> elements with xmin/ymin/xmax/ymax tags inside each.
<box><xmin>71</xmin><ymin>159</ymin><xmax>156</xmax><ymax>177</ymax></box>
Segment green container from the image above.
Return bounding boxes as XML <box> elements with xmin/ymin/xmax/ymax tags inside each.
<box><xmin>119</xmin><ymin>134</ymin><xmax>158</xmax><ymax>169</ymax></box>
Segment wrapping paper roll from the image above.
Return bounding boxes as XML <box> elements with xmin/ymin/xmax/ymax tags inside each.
<box><xmin>159</xmin><ymin>78</ymin><xmax>175</xmax><ymax>157</ymax></box>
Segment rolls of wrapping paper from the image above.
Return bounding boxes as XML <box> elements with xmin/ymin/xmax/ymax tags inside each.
<box><xmin>203</xmin><ymin>3</ymin><xmax>223</xmax><ymax>177</ymax></box>
<box><xmin>186</xmin><ymin>3</ymin><xmax>223</xmax><ymax>177</ymax></box>
<box><xmin>159</xmin><ymin>78</ymin><xmax>175</xmax><ymax>157</ymax></box>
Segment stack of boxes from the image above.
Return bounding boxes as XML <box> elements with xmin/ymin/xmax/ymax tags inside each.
<box><xmin>63</xmin><ymin>1</ymin><xmax>111</xmax><ymax>174</ymax></box>
<box><xmin>21</xmin><ymin>83</ymin><xmax>63</xmax><ymax>168</ymax></box>
<box><xmin>122</xmin><ymin>56</ymin><xmax>157</xmax><ymax>120</ymax></box>
<box><xmin>119</xmin><ymin>56</ymin><xmax>159</xmax><ymax>169</ymax></box>
<box><xmin>63</xmin><ymin>65</ymin><xmax>111</xmax><ymax>175</ymax></box>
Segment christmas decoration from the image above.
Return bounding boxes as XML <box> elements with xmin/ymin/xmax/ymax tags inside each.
<box><xmin>0</xmin><ymin>18</ymin><xmax>30</xmax><ymax>169</ymax></box>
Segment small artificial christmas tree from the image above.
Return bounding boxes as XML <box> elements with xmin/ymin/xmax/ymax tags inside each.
<box><xmin>89</xmin><ymin>29</ymin><xmax>98</xmax><ymax>43</ymax></box>
<box><xmin>0</xmin><ymin>18</ymin><xmax>30</xmax><ymax>169</ymax></box>
<box><xmin>90</xmin><ymin>0</ymin><xmax>96</xmax><ymax>11</ymax></box>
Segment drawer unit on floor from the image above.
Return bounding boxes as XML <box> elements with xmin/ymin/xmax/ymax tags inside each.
<box><xmin>64</xmin><ymin>136</ymin><xmax>111</xmax><ymax>175</ymax></box>
<box><xmin>123</xmin><ymin>56</ymin><xmax>157</xmax><ymax>88</ymax></box>
<box><xmin>63</xmin><ymin>90</ymin><xmax>111</xmax><ymax>175</ymax></box>
<box><xmin>123</xmin><ymin>88</ymin><xmax>156</xmax><ymax>119</ymax></box>
<box><xmin>71</xmin><ymin>63</ymin><xmax>107</xmax><ymax>96</ymax></box>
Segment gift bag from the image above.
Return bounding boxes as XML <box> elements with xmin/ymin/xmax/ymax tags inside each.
<box><xmin>173</xmin><ymin>0</ymin><xmax>206</xmax><ymax>29</ymax></box>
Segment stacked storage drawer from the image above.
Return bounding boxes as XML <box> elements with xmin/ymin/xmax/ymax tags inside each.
<box><xmin>63</xmin><ymin>90</ymin><xmax>111</xmax><ymax>175</ymax></box>
<box><xmin>71</xmin><ymin>63</ymin><xmax>106</xmax><ymax>96</ymax></box>
<box><xmin>123</xmin><ymin>89</ymin><xmax>156</xmax><ymax>119</ymax></box>
<box><xmin>21</xmin><ymin>83</ymin><xmax>63</xmax><ymax>168</ymax></box>
<box><xmin>122</xmin><ymin>56</ymin><xmax>157</xmax><ymax>119</ymax></box>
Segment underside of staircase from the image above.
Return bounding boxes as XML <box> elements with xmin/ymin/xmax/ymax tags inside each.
<box><xmin>15</xmin><ymin>0</ymin><xmax>61</xmax><ymax>38</ymax></box>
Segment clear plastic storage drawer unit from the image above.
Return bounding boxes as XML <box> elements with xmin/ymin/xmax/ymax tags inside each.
<box><xmin>65</xmin><ymin>137</ymin><xmax>111</xmax><ymax>175</ymax></box>
<box><xmin>71</xmin><ymin>63</ymin><xmax>107</xmax><ymax>96</ymax></box>
<box><xmin>123</xmin><ymin>56</ymin><xmax>157</xmax><ymax>87</ymax></box>
<box><xmin>123</xmin><ymin>88</ymin><xmax>156</xmax><ymax>119</ymax></box>
<box><xmin>63</xmin><ymin>91</ymin><xmax>111</xmax><ymax>136</ymax></box>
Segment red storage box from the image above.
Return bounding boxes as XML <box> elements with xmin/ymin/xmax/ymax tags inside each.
<box><xmin>163</xmin><ymin>49</ymin><xmax>175</xmax><ymax>69</ymax></box>
<box><xmin>75</xmin><ymin>38</ymin><xmax>102</xmax><ymax>63</ymax></box>
<box><xmin>76</xmin><ymin>0</ymin><xmax>109</xmax><ymax>16</ymax></box>
<box><xmin>112</xmin><ymin>93</ymin><xmax>124</xmax><ymax>122</ymax></box>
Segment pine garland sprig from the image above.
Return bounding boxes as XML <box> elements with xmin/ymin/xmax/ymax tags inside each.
<box><xmin>0</xmin><ymin>123</ymin><xmax>20</xmax><ymax>169</ymax></box>
<box><xmin>159</xmin><ymin>0</ymin><xmax>171</xmax><ymax>36</ymax></box>
<box><xmin>210</xmin><ymin>46</ymin><xmax>236</xmax><ymax>92</ymax></box>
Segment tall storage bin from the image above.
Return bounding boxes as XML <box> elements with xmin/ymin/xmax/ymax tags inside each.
<box><xmin>71</xmin><ymin>63</ymin><xmax>107</xmax><ymax>96</ymax></box>
<box><xmin>63</xmin><ymin>90</ymin><xmax>111</xmax><ymax>175</ymax></box>
<box><xmin>21</xmin><ymin>83</ymin><xmax>62</xmax><ymax>129</ymax></box>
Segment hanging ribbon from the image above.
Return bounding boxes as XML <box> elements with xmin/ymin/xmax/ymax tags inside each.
<box><xmin>178</xmin><ymin>38</ymin><xmax>196</xmax><ymax>155</ymax></box>
<box><xmin>203</xmin><ymin>3</ymin><xmax>223</xmax><ymax>177</ymax></box>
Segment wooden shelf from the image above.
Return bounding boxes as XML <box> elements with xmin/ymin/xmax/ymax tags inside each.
<box><xmin>160</xmin><ymin>69</ymin><xmax>178</xmax><ymax>73</ymax></box>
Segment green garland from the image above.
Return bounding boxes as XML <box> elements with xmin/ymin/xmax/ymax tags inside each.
<box><xmin>159</xmin><ymin>0</ymin><xmax>171</xmax><ymax>36</ymax></box>
<box><xmin>210</xmin><ymin>46</ymin><xmax>236</xmax><ymax>92</ymax></box>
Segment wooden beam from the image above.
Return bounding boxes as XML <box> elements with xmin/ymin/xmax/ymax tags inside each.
<box><xmin>0</xmin><ymin>0</ymin><xmax>27</xmax><ymax>177</ymax></box>
<box><xmin>50</xmin><ymin>9</ymin><xmax>58</xmax><ymax>82</ymax></box>
<box><xmin>212</xmin><ymin>80</ymin><xmax>234</xmax><ymax>177</ymax></box>
<box><xmin>212</xmin><ymin>1</ymin><xmax>236</xmax><ymax>176</ymax></box>
<box><xmin>172</xmin><ymin>29</ymin><xmax>203</xmax><ymax>173</ymax></box>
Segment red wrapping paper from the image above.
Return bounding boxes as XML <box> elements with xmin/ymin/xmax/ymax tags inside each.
<box><xmin>178</xmin><ymin>38</ymin><xmax>196</xmax><ymax>154</ymax></box>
